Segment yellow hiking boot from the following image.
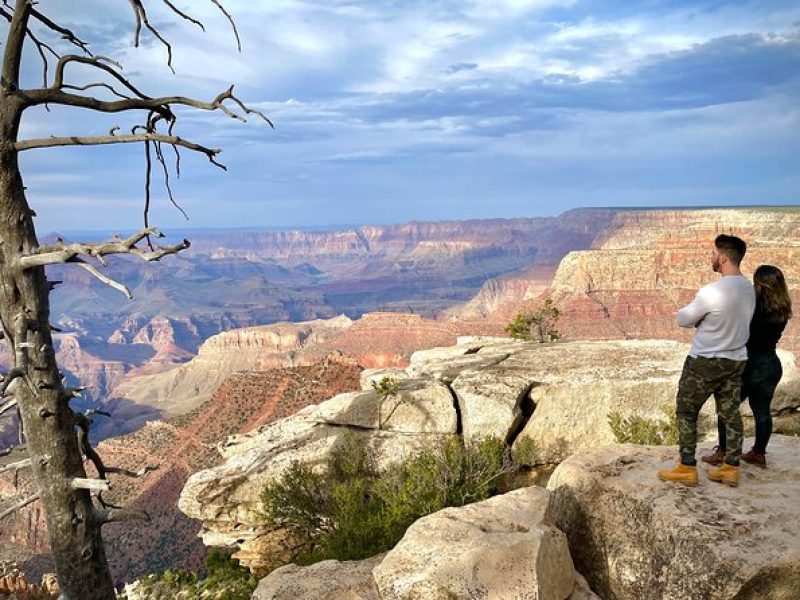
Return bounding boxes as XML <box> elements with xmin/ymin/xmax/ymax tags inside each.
<box><xmin>658</xmin><ymin>463</ymin><xmax>699</xmax><ymax>487</ymax></box>
<box><xmin>706</xmin><ymin>463</ymin><xmax>740</xmax><ymax>487</ymax></box>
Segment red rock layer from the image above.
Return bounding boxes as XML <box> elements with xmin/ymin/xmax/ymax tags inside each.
<box><xmin>503</xmin><ymin>209</ymin><xmax>800</xmax><ymax>356</ymax></box>
<box><xmin>1</xmin><ymin>357</ymin><xmax>362</xmax><ymax>585</ymax></box>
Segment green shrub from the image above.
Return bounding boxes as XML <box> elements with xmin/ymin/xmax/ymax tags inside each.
<box><xmin>608</xmin><ymin>407</ymin><xmax>678</xmax><ymax>445</ymax></box>
<box><xmin>505</xmin><ymin>299</ymin><xmax>561</xmax><ymax>342</ymax></box>
<box><xmin>371</xmin><ymin>376</ymin><xmax>405</xmax><ymax>429</ymax></box>
<box><xmin>261</xmin><ymin>434</ymin><xmax>521</xmax><ymax>565</ymax></box>
<box><xmin>512</xmin><ymin>437</ymin><xmax>540</xmax><ymax>466</ymax></box>
<box><xmin>371</xmin><ymin>375</ymin><xmax>401</xmax><ymax>398</ymax></box>
<box><xmin>119</xmin><ymin>550</ymin><xmax>258</xmax><ymax>600</ymax></box>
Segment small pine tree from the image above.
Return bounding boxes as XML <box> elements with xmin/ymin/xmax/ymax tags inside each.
<box><xmin>505</xmin><ymin>299</ymin><xmax>561</xmax><ymax>342</ymax></box>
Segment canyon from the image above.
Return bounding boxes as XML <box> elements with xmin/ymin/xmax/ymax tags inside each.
<box><xmin>0</xmin><ymin>210</ymin><xmax>614</xmax><ymax>446</ymax></box>
<box><xmin>2</xmin><ymin>356</ymin><xmax>363</xmax><ymax>585</ymax></box>
<box><xmin>455</xmin><ymin>208</ymin><xmax>800</xmax><ymax>356</ymax></box>
<box><xmin>2</xmin><ymin>206</ymin><xmax>799</xmax><ymax>589</ymax></box>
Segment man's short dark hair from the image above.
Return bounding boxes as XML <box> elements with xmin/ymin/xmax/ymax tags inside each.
<box><xmin>714</xmin><ymin>234</ymin><xmax>747</xmax><ymax>266</ymax></box>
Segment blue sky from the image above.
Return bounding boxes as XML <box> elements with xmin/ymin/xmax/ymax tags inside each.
<box><xmin>12</xmin><ymin>0</ymin><xmax>800</xmax><ymax>231</ymax></box>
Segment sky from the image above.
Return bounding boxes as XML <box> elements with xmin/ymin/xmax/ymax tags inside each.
<box><xmin>9</xmin><ymin>0</ymin><xmax>800</xmax><ymax>232</ymax></box>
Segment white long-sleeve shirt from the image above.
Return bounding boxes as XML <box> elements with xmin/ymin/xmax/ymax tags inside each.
<box><xmin>677</xmin><ymin>275</ymin><xmax>755</xmax><ymax>360</ymax></box>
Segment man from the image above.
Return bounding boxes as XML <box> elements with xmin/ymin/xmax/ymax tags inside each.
<box><xmin>658</xmin><ymin>234</ymin><xmax>755</xmax><ymax>487</ymax></box>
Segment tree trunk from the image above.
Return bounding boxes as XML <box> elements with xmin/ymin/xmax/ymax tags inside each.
<box><xmin>0</xmin><ymin>100</ymin><xmax>115</xmax><ymax>598</ymax></box>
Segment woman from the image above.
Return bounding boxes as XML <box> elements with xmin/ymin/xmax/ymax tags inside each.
<box><xmin>702</xmin><ymin>264</ymin><xmax>793</xmax><ymax>468</ymax></box>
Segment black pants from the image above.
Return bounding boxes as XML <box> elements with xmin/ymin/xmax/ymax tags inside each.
<box><xmin>718</xmin><ymin>352</ymin><xmax>783</xmax><ymax>454</ymax></box>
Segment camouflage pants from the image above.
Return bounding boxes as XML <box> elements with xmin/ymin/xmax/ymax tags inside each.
<box><xmin>676</xmin><ymin>356</ymin><xmax>746</xmax><ymax>466</ymax></box>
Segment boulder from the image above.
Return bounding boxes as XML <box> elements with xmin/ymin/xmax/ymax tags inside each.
<box><xmin>313</xmin><ymin>383</ymin><xmax>457</xmax><ymax>434</ymax></box>
<box><xmin>253</xmin><ymin>555</ymin><xmax>383</xmax><ymax>600</ymax></box>
<box><xmin>451</xmin><ymin>364</ymin><xmax>539</xmax><ymax>442</ymax></box>
<box><xmin>179</xmin><ymin>378</ymin><xmax>459</xmax><ymax>560</ymax></box>
<box><xmin>373</xmin><ymin>487</ymin><xmax>575</xmax><ymax>600</ymax></box>
<box><xmin>547</xmin><ymin>436</ymin><xmax>800</xmax><ymax>600</ymax></box>
<box><xmin>407</xmin><ymin>351</ymin><xmax>510</xmax><ymax>381</ymax></box>
<box><xmin>510</xmin><ymin>340</ymin><xmax>716</xmax><ymax>463</ymax></box>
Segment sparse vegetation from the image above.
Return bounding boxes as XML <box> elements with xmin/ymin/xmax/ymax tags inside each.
<box><xmin>371</xmin><ymin>375</ymin><xmax>402</xmax><ymax>398</ymax></box>
<box><xmin>608</xmin><ymin>407</ymin><xmax>678</xmax><ymax>446</ymax></box>
<box><xmin>512</xmin><ymin>437</ymin><xmax>540</xmax><ymax>466</ymax></box>
<box><xmin>505</xmin><ymin>299</ymin><xmax>561</xmax><ymax>342</ymax></box>
<box><xmin>371</xmin><ymin>375</ymin><xmax>404</xmax><ymax>429</ymax></box>
<box><xmin>118</xmin><ymin>550</ymin><xmax>258</xmax><ymax>600</ymax></box>
<box><xmin>260</xmin><ymin>434</ymin><xmax>527</xmax><ymax>565</ymax></box>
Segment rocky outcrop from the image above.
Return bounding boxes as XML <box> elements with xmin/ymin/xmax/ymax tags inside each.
<box><xmin>0</xmin><ymin>562</ymin><xmax>58</xmax><ymax>598</ymax></box>
<box><xmin>255</xmin><ymin>487</ymin><xmax>588</xmax><ymax>600</ymax></box>
<box><xmin>547</xmin><ymin>436</ymin><xmax>800</xmax><ymax>600</ymax></box>
<box><xmin>0</xmin><ymin>358</ymin><xmax>362</xmax><ymax>585</ymax></box>
<box><xmin>111</xmin><ymin>312</ymin><xmax>481</xmax><ymax>421</ymax></box>
<box><xmin>253</xmin><ymin>555</ymin><xmax>384</xmax><ymax>600</ymax></box>
<box><xmin>110</xmin><ymin>316</ymin><xmax>355</xmax><ymax>417</ymax></box>
<box><xmin>179</xmin><ymin>337</ymin><xmax>800</xmax><ymax>570</ymax></box>
<box><xmin>373</xmin><ymin>487</ymin><xmax>574</xmax><ymax>600</ymax></box>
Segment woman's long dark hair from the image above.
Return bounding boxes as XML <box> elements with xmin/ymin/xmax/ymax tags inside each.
<box><xmin>754</xmin><ymin>265</ymin><xmax>793</xmax><ymax>323</ymax></box>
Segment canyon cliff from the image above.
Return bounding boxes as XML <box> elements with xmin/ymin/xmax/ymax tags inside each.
<box><xmin>1</xmin><ymin>356</ymin><xmax>363</xmax><ymax>584</ymax></box>
<box><xmin>475</xmin><ymin>208</ymin><xmax>800</xmax><ymax>355</ymax></box>
<box><xmin>108</xmin><ymin>312</ymin><xmax>499</xmax><ymax>425</ymax></box>
<box><xmin>177</xmin><ymin>336</ymin><xmax>800</xmax><ymax>586</ymax></box>
<box><xmin>1</xmin><ymin>211</ymin><xmax>613</xmax><ymax>417</ymax></box>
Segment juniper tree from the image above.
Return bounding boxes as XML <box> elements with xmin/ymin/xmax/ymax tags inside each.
<box><xmin>0</xmin><ymin>1</ymin><xmax>268</xmax><ymax>597</ymax></box>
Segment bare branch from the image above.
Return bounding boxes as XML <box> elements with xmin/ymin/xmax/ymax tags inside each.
<box><xmin>144</xmin><ymin>139</ymin><xmax>153</xmax><ymax>242</ymax></box>
<box><xmin>21</xmin><ymin>86</ymin><xmax>272</xmax><ymax>127</ymax></box>
<box><xmin>15</xmin><ymin>132</ymin><xmax>226</xmax><ymax>167</ymax></box>
<box><xmin>162</xmin><ymin>0</ymin><xmax>205</xmax><ymax>32</ymax></box>
<box><xmin>105</xmin><ymin>465</ymin><xmax>159</xmax><ymax>478</ymax></box>
<box><xmin>95</xmin><ymin>507</ymin><xmax>150</xmax><ymax>525</ymax></box>
<box><xmin>154</xmin><ymin>141</ymin><xmax>188</xmax><ymax>220</ymax></box>
<box><xmin>0</xmin><ymin>493</ymin><xmax>39</xmax><ymax>521</ymax></box>
<box><xmin>62</xmin><ymin>83</ymin><xmax>133</xmax><ymax>101</ymax></box>
<box><xmin>75</xmin><ymin>412</ymin><xmax>108</xmax><ymax>480</ymax></box>
<box><xmin>0</xmin><ymin>7</ymin><xmax>58</xmax><ymax>87</ymax></box>
<box><xmin>53</xmin><ymin>55</ymin><xmax>144</xmax><ymax>98</ymax></box>
<box><xmin>1</xmin><ymin>0</ymin><xmax>32</xmax><ymax>91</ymax></box>
<box><xmin>74</xmin><ymin>413</ymin><xmax>157</xmax><ymax>482</ymax></box>
<box><xmin>211</xmin><ymin>0</ymin><xmax>241</xmax><ymax>52</ymax></box>
<box><xmin>73</xmin><ymin>259</ymin><xmax>133</xmax><ymax>299</ymax></box>
<box><xmin>19</xmin><ymin>226</ymin><xmax>191</xmax><ymax>272</ymax></box>
<box><xmin>127</xmin><ymin>0</ymin><xmax>175</xmax><ymax>72</ymax></box>
<box><xmin>0</xmin><ymin>457</ymin><xmax>31</xmax><ymax>475</ymax></box>
<box><xmin>28</xmin><ymin>6</ymin><xmax>91</xmax><ymax>55</ymax></box>
<box><xmin>71</xmin><ymin>478</ymin><xmax>111</xmax><ymax>492</ymax></box>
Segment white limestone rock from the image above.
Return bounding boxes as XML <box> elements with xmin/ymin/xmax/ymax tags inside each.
<box><xmin>547</xmin><ymin>436</ymin><xmax>800</xmax><ymax>600</ymax></box>
<box><xmin>253</xmin><ymin>555</ymin><xmax>383</xmax><ymax>600</ymax></box>
<box><xmin>373</xmin><ymin>487</ymin><xmax>575</xmax><ymax>600</ymax></box>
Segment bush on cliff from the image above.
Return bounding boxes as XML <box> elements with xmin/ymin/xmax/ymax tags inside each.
<box><xmin>505</xmin><ymin>298</ymin><xmax>561</xmax><ymax>342</ymax></box>
<box><xmin>119</xmin><ymin>550</ymin><xmax>258</xmax><ymax>600</ymax></box>
<box><xmin>608</xmin><ymin>407</ymin><xmax>678</xmax><ymax>446</ymax></box>
<box><xmin>260</xmin><ymin>434</ymin><xmax>520</xmax><ymax>564</ymax></box>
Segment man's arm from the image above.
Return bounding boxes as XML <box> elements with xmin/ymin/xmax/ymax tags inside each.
<box><xmin>677</xmin><ymin>290</ymin><xmax>710</xmax><ymax>328</ymax></box>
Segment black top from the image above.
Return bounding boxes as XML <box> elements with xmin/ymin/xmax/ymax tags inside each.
<box><xmin>747</xmin><ymin>310</ymin><xmax>787</xmax><ymax>356</ymax></box>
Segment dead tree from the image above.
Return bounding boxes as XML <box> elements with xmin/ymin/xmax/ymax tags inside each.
<box><xmin>0</xmin><ymin>1</ymin><xmax>269</xmax><ymax>597</ymax></box>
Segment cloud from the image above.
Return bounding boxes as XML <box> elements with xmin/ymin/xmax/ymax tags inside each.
<box><xmin>8</xmin><ymin>1</ymin><xmax>800</xmax><ymax>231</ymax></box>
